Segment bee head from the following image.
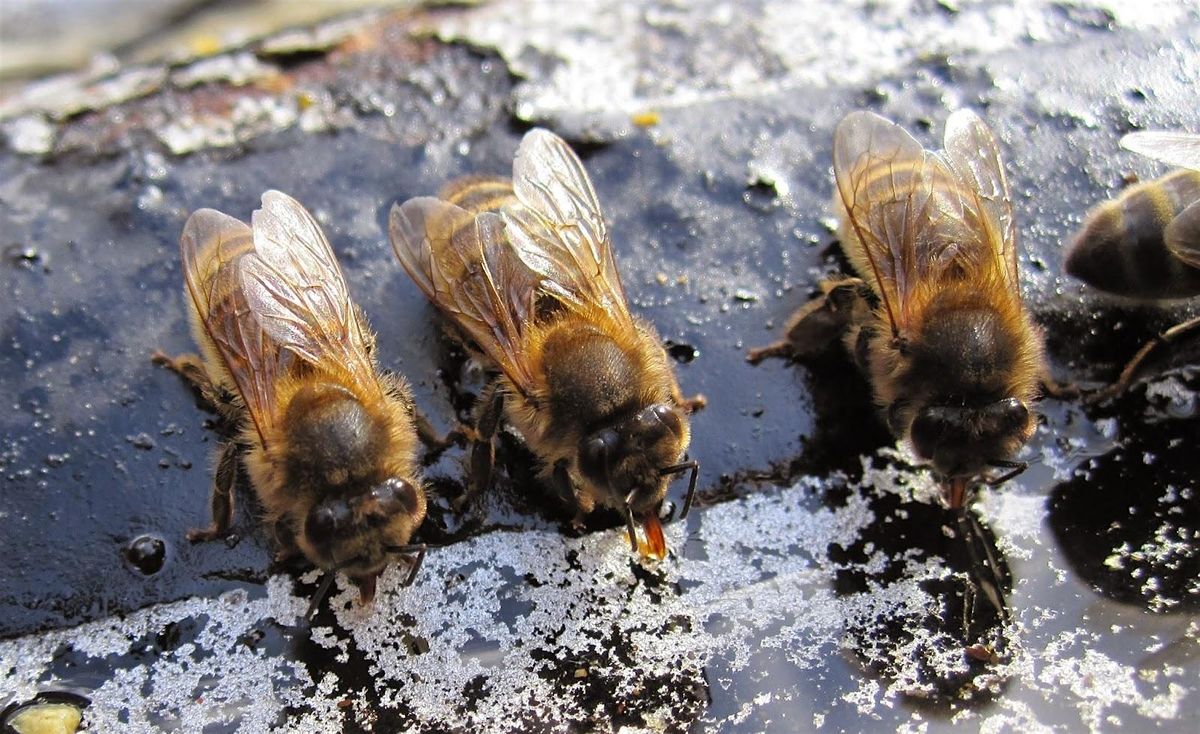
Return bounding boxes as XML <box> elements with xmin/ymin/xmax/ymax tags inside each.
<box><xmin>909</xmin><ymin>397</ymin><xmax>1034</xmax><ymax>501</ymax></box>
<box><xmin>578</xmin><ymin>403</ymin><xmax>689</xmax><ymax>515</ymax></box>
<box><xmin>300</xmin><ymin>477</ymin><xmax>425</xmax><ymax>579</ymax></box>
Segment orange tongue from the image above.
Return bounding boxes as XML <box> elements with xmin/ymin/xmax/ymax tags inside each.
<box><xmin>640</xmin><ymin>514</ymin><xmax>667</xmax><ymax>560</ymax></box>
<box><xmin>945</xmin><ymin>478</ymin><xmax>968</xmax><ymax>510</ymax></box>
<box><xmin>354</xmin><ymin>573</ymin><xmax>378</xmax><ymax>605</ymax></box>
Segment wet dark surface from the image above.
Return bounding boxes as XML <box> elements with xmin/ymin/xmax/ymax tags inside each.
<box><xmin>1</xmin><ymin>3</ymin><xmax>1200</xmax><ymax>732</ymax></box>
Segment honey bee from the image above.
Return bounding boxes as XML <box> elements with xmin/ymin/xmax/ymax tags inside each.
<box><xmin>153</xmin><ymin>191</ymin><xmax>439</xmax><ymax>618</ymax></box>
<box><xmin>389</xmin><ymin>129</ymin><xmax>705</xmax><ymax>558</ymax></box>
<box><xmin>748</xmin><ymin>110</ymin><xmax>1049</xmax><ymax>509</ymax></box>
<box><xmin>1063</xmin><ymin>131</ymin><xmax>1200</xmax><ymax>402</ymax></box>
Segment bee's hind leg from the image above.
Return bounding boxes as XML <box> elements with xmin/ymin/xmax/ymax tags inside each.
<box><xmin>187</xmin><ymin>440</ymin><xmax>239</xmax><ymax>542</ymax></box>
<box><xmin>746</xmin><ymin>277</ymin><xmax>868</xmax><ymax>364</ymax></box>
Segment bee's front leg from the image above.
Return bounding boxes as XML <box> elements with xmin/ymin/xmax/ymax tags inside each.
<box><xmin>454</xmin><ymin>381</ymin><xmax>505</xmax><ymax>511</ymax></box>
<box><xmin>746</xmin><ymin>277</ymin><xmax>867</xmax><ymax>364</ymax></box>
<box><xmin>187</xmin><ymin>440</ymin><xmax>239</xmax><ymax>542</ymax></box>
<box><xmin>272</xmin><ymin>519</ymin><xmax>302</xmax><ymax>564</ymax></box>
<box><xmin>551</xmin><ymin>459</ymin><xmax>576</xmax><ymax>506</ymax></box>
<box><xmin>153</xmin><ymin>350</ymin><xmax>243</xmax><ymax>427</ymax></box>
<box><xmin>153</xmin><ymin>350</ymin><xmax>218</xmax><ymax>402</ymax></box>
<box><xmin>412</xmin><ymin>407</ymin><xmax>467</xmax><ymax>453</ymax></box>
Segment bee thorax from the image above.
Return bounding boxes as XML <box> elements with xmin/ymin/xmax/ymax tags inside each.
<box><xmin>543</xmin><ymin>329</ymin><xmax>640</xmax><ymax>431</ymax></box>
<box><xmin>908</xmin><ymin>308</ymin><xmax>1016</xmax><ymax>399</ymax></box>
<box><xmin>282</xmin><ymin>383</ymin><xmax>388</xmax><ymax>491</ymax></box>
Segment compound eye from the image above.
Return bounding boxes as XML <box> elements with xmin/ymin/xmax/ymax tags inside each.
<box><xmin>580</xmin><ymin>428</ymin><xmax>620</xmax><ymax>482</ymax></box>
<box><xmin>635</xmin><ymin>403</ymin><xmax>682</xmax><ymax>441</ymax></box>
<box><xmin>910</xmin><ymin>406</ymin><xmax>953</xmax><ymax>462</ymax></box>
<box><xmin>988</xmin><ymin>397</ymin><xmax>1029</xmax><ymax>435</ymax></box>
<box><xmin>306</xmin><ymin>500</ymin><xmax>352</xmax><ymax>543</ymax></box>
<box><xmin>366</xmin><ymin>478</ymin><xmax>421</xmax><ymax>523</ymax></box>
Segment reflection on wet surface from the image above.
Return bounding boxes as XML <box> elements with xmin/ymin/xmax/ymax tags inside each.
<box><xmin>1050</xmin><ymin>384</ymin><xmax>1199</xmax><ymax>613</ymax></box>
<box><xmin>1</xmin><ymin>1</ymin><xmax>1200</xmax><ymax>732</ymax></box>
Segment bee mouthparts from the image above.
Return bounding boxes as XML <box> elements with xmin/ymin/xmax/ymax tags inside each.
<box><xmin>944</xmin><ymin>477</ymin><xmax>969</xmax><ymax>510</ymax></box>
<box><xmin>639</xmin><ymin>513</ymin><xmax>667</xmax><ymax>560</ymax></box>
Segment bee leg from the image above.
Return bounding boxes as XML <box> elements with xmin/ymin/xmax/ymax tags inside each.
<box><xmin>153</xmin><ymin>350</ymin><xmax>218</xmax><ymax>401</ymax></box>
<box><xmin>745</xmin><ymin>339</ymin><xmax>794</xmax><ymax>365</ymax></box>
<box><xmin>386</xmin><ymin>543</ymin><xmax>428</xmax><ymax>587</ymax></box>
<box><xmin>681</xmin><ymin>394</ymin><xmax>707</xmax><ymax>413</ymax></box>
<box><xmin>1087</xmin><ymin>315</ymin><xmax>1200</xmax><ymax>405</ymax></box>
<box><xmin>412</xmin><ymin>407</ymin><xmax>466</xmax><ymax>452</ymax></box>
<box><xmin>746</xmin><ymin>277</ymin><xmax>866</xmax><ymax>364</ymax></box>
<box><xmin>551</xmin><ymin>459</ymin><xmax>576</xmax><ymax>507</ymax></box>
<box><xmin>455</xmin><ymin>382</ymin><xmax>504</xmax><ymax>512</ymax></box>
<box><xmin>1039</xmin><ymin>374</ymin><xmax>1080</xmax><ymax>400</ymax></box>
<box><xmin>187</xmin><ymin>440</ymin><xmax>239</xmax><ymax>542</ymax></box>
<box><xmin>354</xmin><ymin>305</ymin><xmax>377</xmax><ymax>357</ymax></box>
<box><xmin>272</xmin><ymin>521</ymin><xmax>302</xmax><ymax>564</ymax></box>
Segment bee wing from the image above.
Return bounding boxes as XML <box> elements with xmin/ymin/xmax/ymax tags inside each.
<box><xmin>833</xmin><ymin>111</ymin><xmax>975</xmax><ymax>333</ymax></box>
<box><xmin>503</xmin><ymin>128</ymin><xmax>632</xmax><ymax>322</ymax></box>
<box><xmin>942</xmin><ymin>109</ymin><xmax>1020</xmax><ymax>293</ymax></box>
<box><xmin>390</xmin><ymin>197</ymin><xmax>540</xmax><ymax>392</ymax></box>
<box><xmin>1166</xmin><ymin>200</ymin><xmax>1200</xmax><ymax>269</ymax></box>
<box><xmin>1121</xmin><ymin>131</ymin><xmax>1200</xmax><ymax>171</ymax></box>
<box><xmin>180</xmin><ymin>208</ymin><xmax>282</xmax><ymax>443</ymax></box>
<box><xmin>241</xmin><ymin>191</ymin><xmax>379</xmax><ymax>394</ymax></box>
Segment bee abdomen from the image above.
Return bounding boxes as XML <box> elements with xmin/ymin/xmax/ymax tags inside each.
<box><xmin>1065</xmin><ymin>170</ymin><xmax>1200</xmax><ymax>299</ymax></box>
<box><xmin>440</xmin><ymin>176</ymin><xmax>518</xmax><ymax>215</ymax></box>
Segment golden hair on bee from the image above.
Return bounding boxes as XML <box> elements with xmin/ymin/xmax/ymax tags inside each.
<box><xmin>390</xmin><ymin>129</ymin><xmax>705</xmax><ymax>559</ymax></box>
<box><xmin>154</xmin><ymin>190</ymin><xmax>445</xmax><ymax>619</ymax></box>
<box><xmin>750</xmin><ymin>110</ymin><xmax>1051</xmax><ymax>510</ymax></box>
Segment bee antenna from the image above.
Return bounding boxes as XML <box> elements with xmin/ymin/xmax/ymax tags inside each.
<box><xmin>304</xmin><ymin>571</ymin><xmax>338</xmax><ymax>623</ymax></box>
<box><xmin>622</xmin><ymin>492</ymin><xmax>639</xmax><ymax>553</ymax></box>
<box><xmin>384</xmin><ymin>543</ymin><xmax>429</xmax><ymax>587</ymax></box>
<box><xmin>303</xmin><ymin>554</ymin><xmax>367</xmax><ymax>623</ymax></box>
<box><xmin>659</xmin><ymin>459</ymin><xmax>699</xmax><ymax>519</ymax></box>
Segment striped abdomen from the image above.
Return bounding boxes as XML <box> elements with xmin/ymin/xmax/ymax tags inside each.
<box><xmin>440</xmin><ymin>175</ymin><xmax>518</xmax><ymax>215</ymax></box>
<box><xmin>1065</xmin><ymin>169</ymin><xmax>1200</xmax><ymax>299</ymax></box>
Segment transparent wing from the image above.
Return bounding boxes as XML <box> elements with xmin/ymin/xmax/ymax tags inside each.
<box><xmin>943</xmin><ymin>109</ymin><xmax>1020</xmax><ymax>293</ymax></box>
<box><xmin>833</xmin><ymin>111</ymin><xmax>975</xmax><ymax>332</ymax></box>
<box><xmin>389</xmin><ymin>196</ymin><xmax>540</xmax><ymax>393</ymax></box>
<box><xmin>1121</xmin><ymin>131</ymin><xmax>1200</xmax><ymax>171</ymax></box>
<box><xmin>1166</xmin><ymin>200</ymin><xmax>1200</xmax><ymax>269</ymax></box>
<box><xmin>504</xmin><ymin>128</ymin><xmax>632</xmax><ymax>321</ymax></box>
<box><xmin>241</xmin><ymin>191</ymin><xmax>379</xmax><ymax>394</ymax></box>
<box><xmin>180</xmin><ymin>208</ymin><xmax>281</xmax><ymax>443</ymax></box>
